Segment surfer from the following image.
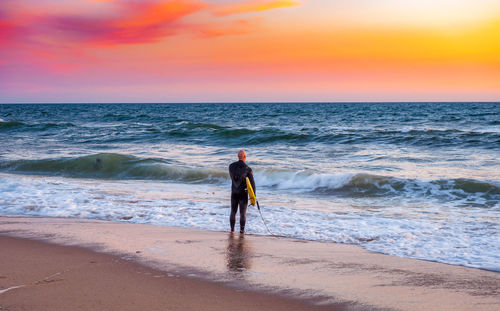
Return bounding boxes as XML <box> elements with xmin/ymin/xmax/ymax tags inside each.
<box><xmin>94</xmin><ymin>157</ymin><xmax>102</xmax><ymax>170</ymax></box>
<box><xmin>228</xmin><ymin>150</ymin><xmax>256</xmax><ymax>234</ymax></box>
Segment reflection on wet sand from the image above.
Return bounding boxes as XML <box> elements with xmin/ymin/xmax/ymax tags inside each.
<box><xmin>226</xmin><ymin>234</ymin><xmax>251</xmax><ymax>276</ymax></box>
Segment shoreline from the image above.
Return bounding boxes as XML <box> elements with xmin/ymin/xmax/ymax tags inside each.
<box><xmin>1</xmin><ymin>216</ymin><xmax>500</xmax><ymax>310</ymax></box>
<box><xmin>1</xmin><ymin>169</ymin><xmax>498</xmax><ymax>273</ymax></box>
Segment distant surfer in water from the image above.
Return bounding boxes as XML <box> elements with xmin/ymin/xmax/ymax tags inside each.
<box><xmin>228</xmin><ymin>150</ymin><xmax>256</xmax><ymax>234</ymax></box>
<box><xmin>94</xmin><ymin>157</ymin><xmax>102</xmax><ymax>170</ymax></box>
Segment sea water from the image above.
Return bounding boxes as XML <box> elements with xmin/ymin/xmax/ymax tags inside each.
<box><xmin>0</xmin><ymin>102</ymin><xmax>499</xmax><ymax>271</ymax></box>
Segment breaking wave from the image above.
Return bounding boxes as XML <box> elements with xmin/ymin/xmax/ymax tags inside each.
<box><xmin>1</xmin><ymin>153</ymin><xmax>498</xmax><ymax>204</ymax></box>
<box><xmin>256</xmin><ymin>170</ymin><xmax>500</xmax><ymax>203</ymax></box>
<box><xmin>0</xmin><ymin>153</ymin><xmax>227</xmax><ymax>183</ymax></box>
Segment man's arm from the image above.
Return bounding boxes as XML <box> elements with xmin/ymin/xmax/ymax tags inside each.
<box><xmin>228</xmin><ymin>162</ymin><xmax>234</xmax><ymax>180</ymax></box>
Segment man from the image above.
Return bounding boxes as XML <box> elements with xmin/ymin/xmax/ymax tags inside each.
<box><xmin>228</xmin><ymin>150</ymin><xmax>256</xmax><ymax>234</ymax></box>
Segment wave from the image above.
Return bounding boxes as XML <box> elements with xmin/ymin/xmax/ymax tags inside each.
<box><xmin>0</xmin><ymin>120</ymin><xmax>25</xmax><ymax>129</ymax></box>
<box><xmin>0</xmin><ymin>120</ymin><xmax>75</xmax><ymax>131</ymax></box>
<box><xmin>41</xmin><ymin>122</ymin><xmax>76</xmax><ymax>129</ymax></box>
<box><xmin>166</xmin><ymin>123</ymin><xmax>312</xmax><ymax>145</ymax></box>
<box><xmin>1</xmin><ymin>153</ymin><xmax>498</xmax><ymax>204</ymax></box>
<box><xmin>161</xmin><ymin>123</ymin><xmax>500</xmax><ymax>148</ymax></box>
<box><xmin>0</xmin><ymin>153</ymin><xmax>227</xmax><ymax>183</ymax></box>
<box><xmin>256</xmin><ymin>170</ymin><xmax>500</xmax><ymax>202</ymax></box>
<box><xmin>180</xmin><ymin>121</ymin><xmax>229</xmax><ymax>130</ymax></box>
<box><xmin>103</xmin><ymin>113</ymin><xmax>136</xmax><ymax>121</ymax></box>
<box><xmin>2</xmin><ymin>115</ymin><xmax>498</xmax><ymax>149</ymax></box>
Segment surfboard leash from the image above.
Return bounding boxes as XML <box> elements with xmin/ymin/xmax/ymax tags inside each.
<box><xmin>256</xmin><ymin>201</ymin><xmax>276</xmax><ymax>237</ymax></box>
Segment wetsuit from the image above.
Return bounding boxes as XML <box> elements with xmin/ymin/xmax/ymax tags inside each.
<box><xmin>228</xmin><ymin>160</ymin><xmax>256</xmax><ymax>233</ymax></box>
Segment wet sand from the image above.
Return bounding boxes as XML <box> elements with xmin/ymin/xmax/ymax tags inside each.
<box><xmin>1</xmin><ymin>216</ymin><xmax>499</xmax><ymax>311</ymax></box>
<box><xmin>0</xmin><ymin>236</ymin><xmax>341</xmax><ymax>311</ymax></box>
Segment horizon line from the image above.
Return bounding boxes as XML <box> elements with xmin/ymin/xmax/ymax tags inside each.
<box><xmin>1</xmin><ymin>101</ymin><xmax>499</xmax><ymax>105</ymax></box>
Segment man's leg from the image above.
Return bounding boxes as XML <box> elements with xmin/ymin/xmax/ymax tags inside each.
<box><xmin>239</xmin><ymin>194</ymin><xmax>248</xmax><ymax>233</ymax></box>
<box><xmin>230</xmin><ymin>193</ymin><xmax>239</xmax><ymax>233</ymax></box>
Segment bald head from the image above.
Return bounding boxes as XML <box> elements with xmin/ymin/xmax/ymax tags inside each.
<box><xmin>238</xmin><ymin>150</ymin><xmax>247</xmax><ymax>162</ymax></box>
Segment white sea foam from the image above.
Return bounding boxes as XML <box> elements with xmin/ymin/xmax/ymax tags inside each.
<box><xmin>472</xmin><ymin>126</ymin><xmax>500</xmax><ymax>134</ymax></box>
<box><xmin>0</xmin><ymin>173</ymin><xmax>499</xmax><ymax>272</ymax></box>
<box><xmin>255</xmin><ymin>170</ymin><xmax>354</xmax><ymax>190</ymax></box>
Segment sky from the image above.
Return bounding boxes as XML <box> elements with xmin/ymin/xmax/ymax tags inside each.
<box><xmin>1</xmin><ymin>0</ymin><xmax>499</xmax><ymax>102</ymax></box>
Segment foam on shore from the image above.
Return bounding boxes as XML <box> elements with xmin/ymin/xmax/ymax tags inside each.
<box><xmin>1</xmin><ymin>172</ymin><xmax>499</xmax><ymax>272</ymax></box>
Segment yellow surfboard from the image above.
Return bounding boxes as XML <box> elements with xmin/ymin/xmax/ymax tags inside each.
<box><xmin>246</xmin><ymin>177</ymin><xmax>256</xmax><ymax>206</ymax></box>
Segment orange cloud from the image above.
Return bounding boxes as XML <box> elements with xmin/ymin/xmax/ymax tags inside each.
<box><xmin>213</xmin><ymin>0</ymin><xmax>300</xmax><ymax>16</ymax></box>
<box><xmin>114</xmin><ymin>0</ymin><xmax>206</xmax><ymax>28</ymax></box>
<box><xmin>197</xmin><ymin>18</ymin><xmax>261</xmax><ymax>37</ymax></box>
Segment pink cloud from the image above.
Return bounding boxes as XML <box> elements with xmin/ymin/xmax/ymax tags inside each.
<box><xmin>0</xmin><ymin>20</ymin><xmax>16</xmax><ymax>44</ymax></box>
<box><xmin>1</xmin><ymin>0</ymin><xmax>303</xmax><ymax>49</ymax></box>
<box><xmin>0</xmin><ymin>9</ymin><xmax>30</xmax><ymax>46</ymax></box>
<box><xmin>44</xmin><ymin>0</ymin><xmax>206</xmax><ymax>46</ymax></box>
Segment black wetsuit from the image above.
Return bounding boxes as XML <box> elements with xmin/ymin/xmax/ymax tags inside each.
<box><xmin>228</xmin><ymin>160</ymin><xmax>256</xmax><ymax>233</ymax></box>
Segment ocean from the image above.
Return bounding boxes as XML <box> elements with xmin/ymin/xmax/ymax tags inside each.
<box><xmin>0</xmin><ymin>102</ymin><xmax>499</xmax><ymax>271</ymax></box>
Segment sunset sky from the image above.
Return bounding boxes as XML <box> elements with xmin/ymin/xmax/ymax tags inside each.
<box><xmin>1</xmin><ymin>0</ymin><xmax>499</xmax><ymax>102</ymax></box>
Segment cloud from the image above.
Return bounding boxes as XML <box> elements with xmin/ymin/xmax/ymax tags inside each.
<box><xmin>47</xmin><ymin>16</ymin><xmax>176</xmax><ymax>46</ymax></box>
<box><xmin>1</xmin><ymin>0</ymin><xmax>302</xmax><ymax>48</ymax></box>
<box><xmin>44</xmin><ymin>0</ymin><xmax>206</xmax><ymax>46</ymax></box>
<box><xmin>0</xmin><ymin>8</ymin><xmax>26</xmax><ymax>46</ymax></box>
<box><xmin>113</xmin><ymin>0</ymin><xmax>206</xmax><ymax>28</ymax></box>
<box><xmin>0</xmin><ymin>20</ymin><xmax>16</xmax><ymax>44</ymax></box>
<box><xmin>197</xmin><ymin>17</ymin><xmax>261</xmax><ymax>37</ymax></box>
<box><xmin>213</xmin><ymin>0</ymin><xmax>300</xmax><ymax>16</ymax></box>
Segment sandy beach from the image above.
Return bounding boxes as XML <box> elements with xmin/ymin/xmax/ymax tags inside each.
<box><xmin>1</xmin><ymin>216</ymin><xmax>499</xmax><ymax>311</ymax></box>
<box><xmin>0</xmin><ymin>235</ymin><xmax>339</xmax><ymax>311</ymax></box>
